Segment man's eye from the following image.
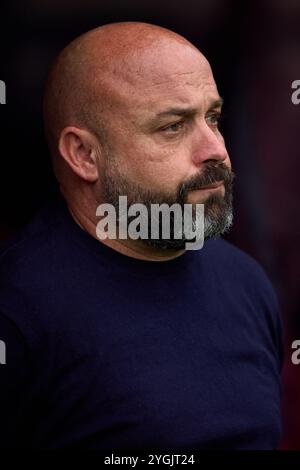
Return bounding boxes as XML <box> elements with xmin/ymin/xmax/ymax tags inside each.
<box><xmin>206</xmin><ymin>112</ymin><xmax>222</xmax><ymax>128</ymax></box>
<box><xmin>161</xmin><ymin>121</ymin><xmax>185</xmax><ymax>134</ymax></box>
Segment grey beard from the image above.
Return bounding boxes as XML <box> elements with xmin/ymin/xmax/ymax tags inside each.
<box><xmin>145</xmin><ymin>196</ymin><xmax>234</xmax><ymax>251</ymax></box>
<box><xmin>101</xmin><ymin>158</ymin><xmax>235</xmax><ymax>251</ymax></box>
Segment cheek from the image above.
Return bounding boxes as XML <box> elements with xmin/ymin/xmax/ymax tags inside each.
<box><xmin>111</xmin><ymin>127</ymin><xmax>233</xmax><ymax>195</ymax></box>
<box><xmin>127</xmin><ymin>144</ymin><xmax>190</xmax><ymax>192</ymax></box>
<box><xmin>108</xmin><ymin>126</ymin><xmax>191</xmax><ymax>191</ymax></box>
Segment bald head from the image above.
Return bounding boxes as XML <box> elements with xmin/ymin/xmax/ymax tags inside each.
<box><xmin>43</xmin><ymin>22</ymin><xmax>207</xmax><ymax>165</ymax></box>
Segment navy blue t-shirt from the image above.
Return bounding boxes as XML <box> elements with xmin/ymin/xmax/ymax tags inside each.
<box><xmin>0</xmin><ymin>195</ymin><xmax>283</xmax><ymax>449</ymax></box>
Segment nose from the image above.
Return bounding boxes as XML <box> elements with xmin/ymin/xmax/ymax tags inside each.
<box><xmin>191</xmin><ymin>122</ymin><xmax>229</xmax><ymax>167</ymax></box>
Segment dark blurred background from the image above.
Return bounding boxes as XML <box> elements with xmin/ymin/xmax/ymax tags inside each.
<box><xmin>0</xmin><ymin>0</ymin><xmax>299</xmax><ymax>449</ymax></box>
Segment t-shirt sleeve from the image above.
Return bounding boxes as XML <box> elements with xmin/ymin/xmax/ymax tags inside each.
<box><xmin>0</xmin><ymin>312</ymin><xmax>32</xmax><ymax>448</ymax></box>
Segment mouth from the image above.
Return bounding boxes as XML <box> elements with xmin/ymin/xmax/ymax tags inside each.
<box><xmin>187</xmin><ymin>181</ymin><xmax>225</xmax><ymax>203</ymax></box>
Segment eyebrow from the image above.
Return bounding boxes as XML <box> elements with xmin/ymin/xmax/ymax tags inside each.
<box><xmin>154</xmin><ymin>98</ymin><xmax>224</xmax><ymax>120</ymax></box>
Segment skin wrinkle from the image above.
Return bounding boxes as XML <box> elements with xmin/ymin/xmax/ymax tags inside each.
<box><xmin>43</xmin><ymin>22</ymin><xmax>233</xmax><ymax>261</ymax></box>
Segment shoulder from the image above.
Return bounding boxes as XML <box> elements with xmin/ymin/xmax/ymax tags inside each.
<box><xmin>203</xmin><ymin>237</ymin><xmax>277</xmax><ymax>294</ymax></box>
<box><xmin>0</xmin><ymin>200</ymin><xmax>67</xmax><ymax>269</ymax></box>
<box><xmin>0</xmin><ymin>201</ymin><xmax>75</xmax><ymax>341</ymax></box>
<box><xmin>202</xmin><ymin>237</ymin><xmax>280</xmax><ymax>314</ymax></box>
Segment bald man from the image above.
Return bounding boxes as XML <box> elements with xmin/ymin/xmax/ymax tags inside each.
<box><xmin>0</xmin><ymin>23</ymin><xmax>282</xmax><ymax>450</ymax></box>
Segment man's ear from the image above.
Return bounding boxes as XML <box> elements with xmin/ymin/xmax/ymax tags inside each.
<box><xmin>58</xmin><ymin>126</ymin><xmax>99</xmax><ymax>182</ymax></box>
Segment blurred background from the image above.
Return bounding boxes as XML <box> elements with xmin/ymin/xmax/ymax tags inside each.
<box><xmin>0</xmin><ymin>0</ymin><xmax>299</xmax><ymax>449</ymax></box>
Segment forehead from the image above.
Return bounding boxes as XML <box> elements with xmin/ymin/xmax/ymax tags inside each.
<box><xmin>96</xmin><ymin>40</ymin><xmax>219</xmax><ymax>116</ymax></box>
<box><xmin>119</xmin><ymin>40</ymin><xmax>212</xmax><ymax>83</ymax></box>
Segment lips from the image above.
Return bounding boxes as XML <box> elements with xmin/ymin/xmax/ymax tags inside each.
<box><xmin>199</xmin><ymin>180</ymin><xmax>224</xmax><ymax>190</ymax></box>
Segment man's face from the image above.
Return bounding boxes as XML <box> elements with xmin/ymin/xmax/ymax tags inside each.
<box><xmin>93</xmin><ymin>40</ymin><xmax>234</xmax><ymax>247</ymax></box>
